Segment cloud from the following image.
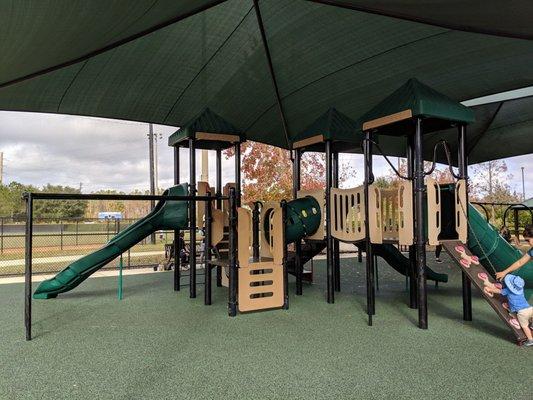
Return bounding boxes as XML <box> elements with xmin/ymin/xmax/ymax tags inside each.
<box><xmin>0</xmin><ymin>111</ymin><xmax>235</xmax><ymax>192</ymax></box>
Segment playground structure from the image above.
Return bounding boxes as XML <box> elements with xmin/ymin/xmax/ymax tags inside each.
<box><xmin>24</xmin><ymin>80</ymin><xmax>533</xmax><ymax>345</ymax></box>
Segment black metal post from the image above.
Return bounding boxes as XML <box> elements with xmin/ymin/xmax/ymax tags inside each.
<box><xmin>513</xmin><ymin>209</ymin><xmax>519</xmax><ymax>242</ymax></box>
<box><xmin>148</xmin><ymin>123</ymin><xmax>156</xmax><ymax>245</ymax></box>
<box><xmin>414</xmin><ymin>118</ymin><xmax>428</xmax><ymax>329</ymax></box>
<box><xmin>293</xmin><ymin>149</ymin><xmax>303</xmax><ymax>295</ymax></box>
<box><xmin>325</xmin><ymin>140</ymin><xmax>334</xmax><ymax>304</ymax></box>
<box><xmin>406</xmin><ymin>135</ymin><xmax>417</xmax><ymax>309</ymax></box>
<box><xmin>189</xmin><ymin>138</ymin><xmax>197</xmax><ymax>299</ymax></box>
<box><xmin>204</xmin><ymin>194</ymin><xmax>212</xmax><ymax>305</ymax></box>
<box><xmin>281</xmin><ymin>200</ymin><xmax>289</xmax><ymax>309</ymax></box>
<box><xmin>24</xmin><ymin>193</ymin><xmax>33</xmax><ymax>341</ymax></box>
<box><xmin>332</xmin><ymin>151</ymin><xmax>340</xmax><ymax>292</ymax></box>
<box><xmin>252</xmin><ymin>202</ymin><xmax>261</xmax><ymax>261</ymax></box>
<box><xmin>234</xmin><ymin>142</ymin><xmax>241</xmax><ymax>207</ymax></box>
<box><xmin>215</xmin><ymin>148</ymin><xmax>222</xmax><ymax>287</ymax></box>
<box><xmin>363</xmin><ymin>132</ymin><xmax>375</xmax><ymax>325</ymax></box>
<box><xmin>173</xmin><ymin>146</ymin><xmax>181</xmax><ymax>291</ymax></box>
<box><xmin>458</xmin><ymin>124</ymin><xmax>472</xmax><ymax>321</ymax></box>
<box><xmin>228</xmin><ymin>187</ymin><xmax>238</xmax><ymax>316</ymax></box>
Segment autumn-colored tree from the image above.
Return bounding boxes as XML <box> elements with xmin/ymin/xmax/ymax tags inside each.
<box><xmin>225</xmin><ymin>142</ymin><xmax>355</xmax><ymax>204</ymax></box>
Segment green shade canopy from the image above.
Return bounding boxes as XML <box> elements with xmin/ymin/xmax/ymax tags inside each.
<box><xmin>292</xmin><ymin>107</ymin><xmax>364</xmax><ymax>152</ymax></box>
<box><xmin>168</xmin><ymin>108</ymin><xmax>243</xmax><ymax>150</ymax></box>
<box><xmin>424</xmin><ymin>95</ymin><xmax>533</xmax><ymax>165</ymax></box>
<box><xmin>359</xmin><ymin>78</ymin><xmax>475</xmax><ymax>135</ymax></box>
<box><xmin>0</xmin><ymin>0</ymin><xmax>532</xmax><ymax>162</ymax></box>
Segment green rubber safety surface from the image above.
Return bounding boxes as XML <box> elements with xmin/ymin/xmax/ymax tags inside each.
<box><xmin>1</xmin><ymin>255</ymin><xmax>531</xmax><ymax>399</ymax></box>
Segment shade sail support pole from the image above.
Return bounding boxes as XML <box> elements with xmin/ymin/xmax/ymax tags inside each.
<box><xmin>253</xmin><ymin>0</ymin><xmax>292</xmax><ymax>151</ymax></box>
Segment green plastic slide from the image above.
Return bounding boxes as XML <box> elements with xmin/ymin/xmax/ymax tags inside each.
<box><xmin>33</xmin><ymin>184</ymin><xmax>189</xmax><ymax>299</ymax></box>
<box><xmin>365</xmin><ymin>243</ymin><xmax>448</xmax><ymax>283</ymax></box>
<box><xmin>467</xmin><ymin>204</ymin><xmax>533</xmax><ymax>299</ymax></box>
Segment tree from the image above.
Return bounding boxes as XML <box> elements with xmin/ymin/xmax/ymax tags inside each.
<box><xmin>34</xmin><ymin>184</ymin><xmax>87</xmax><ymax>220</ymax></box>
<box><xmin>471</xmin><ymin>160</ymin><xmax>516</xmax><ymax>223</ymax></box>
<box><xmin>225</xmin><ymin>142</ymin><xmax>355</xmax><ymax>204</ymax></box>
<box><xmin>0</xmin><ymin>181</ymin><xmax>37</xmax><ymax>218</ymax></box>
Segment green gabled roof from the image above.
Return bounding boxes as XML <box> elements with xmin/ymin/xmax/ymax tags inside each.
<box><xmin>168</xmin><ymin>108</ymin><xmax>244</xmax><ymax>149</ymax></box>
<box><xmin>360</xmin><ymin>78</ymin><xmax>475</xmax><ymax>135</ymax></box>
<box><xmin>292</xmin><ymin>108</ymin><xmax>364</xmax><ymax>152</ymax></box>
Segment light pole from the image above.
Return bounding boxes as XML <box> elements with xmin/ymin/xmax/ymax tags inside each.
<box><xmin>521</xmin><ymin>167</ymin><xmax>525</xmax><ymax>201</ymax></box>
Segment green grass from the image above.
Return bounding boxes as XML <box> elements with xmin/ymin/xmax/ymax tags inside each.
<box><xmin>1</xmin><ymin>255</ymin><xmax>531</xmax><ymax>399</ymax></box>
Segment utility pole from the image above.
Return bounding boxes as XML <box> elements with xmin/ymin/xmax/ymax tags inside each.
<box><xmin>522</xmin><ymin>167</ymin><xmax>526</xmax><ymax>201</ymax></box>
<box><xmin>148</xmin><ymin>124</ymin><xmax>156</xmax><ymax>244</ymax></box>
<box><xmin>0</xmin><ymin>152</ymin><xmax>3</xmax><ymax>185</ymax></box>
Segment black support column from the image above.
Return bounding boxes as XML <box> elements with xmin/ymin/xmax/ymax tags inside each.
<box><xmin>458</xmin><ymin>124</ymin><xmax>472</xmax><ymax>321</ymax></box>
<box><xmin>363</xmin><ymin>132</ymin><xmax>375</xmax><ymax>325</ymax></box>
<box><xmin>173</xmin><ymin>146</ymin><xmax>181</xmax><ymax>291</ymax></box>
<box><xmin>189</xmin><ymin>138</ymin><xmax>197</xmax><ymax>299</ymax></box>
<box><xmin>215</xmin><ymin>149</ymin><xmax>222</xmax><ymax>287</ymax></box>
<box><xmin>413</xmin><ymin>118</ymin><xmax>428</xmax><ymax>329</ymax></box>
<box><xmin>332</xmin><ymin>151</ymin><xmax>340</xmax><ymax>292</ymax></box>
<box><xmin>235</xmin><ymin>143</ymin><xmax>241</xmax><ymax>207</ymax></box>
<box><xmin>24</xmin><ymin>194</ymin><xmax>33</xmax><ymax>341</ymax></box>
<box><xmin>325</xmin><ymin>140</ymin><xmax>334</xmax><ymax>303</ymax></box>
<box><xmin>293</xmin><ymin>149</ymin><xmax>303</xmax><ymax>295</ymax></box>
<box><xmin>406</xmin><ymin>136</ymin><xmax>417</xmax><ymax>309</ymax></box>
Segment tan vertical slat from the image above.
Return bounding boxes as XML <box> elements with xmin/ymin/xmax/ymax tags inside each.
<box><xmin>368</xmin><ymin>184</ymin><xmax>383</xmax><ymax>244</ymax></box>
<box><xmin>398</xmin><ymin>180</ymin><xmax>413</xmax><ymax>245</ymax></box>
<box><xmin>426</xmin><ymin>178</ymin><xmax>441</xmax><ymax>245</ymax></box>
<box><xmin>456</xmin><ymin>179</ymin><xmax>468</xmax><ymax>243</ymax></box>
<box><xmin>270</xmin><ymin>205</ymin><xmax>284</xmax><ymax>265</ymax></box>
<box><xmin>237</xmin><ymin>208</ymin><xmax>251</xmax><ymax>268</ymax></box>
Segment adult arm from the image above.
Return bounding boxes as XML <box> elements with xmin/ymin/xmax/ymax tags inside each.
<box><xmin>495</xmin><ymin>253</ymin><xmax>531</xmax><ymax>280</ymax></box>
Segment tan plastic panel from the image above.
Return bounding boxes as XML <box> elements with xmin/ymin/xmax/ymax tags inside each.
<box><xmin>362</xmin><ymin>109</ymin><xmax>413</xmax><ymax>131</ymax></box>
<box><xmin>195</xmin><ymin>132</ymin><xmax>240</xmax><ymax>143</ymax></box>
<box><xmin>238</xmin><ymin>261</ymin><xmax>284</xmax><ymax>312</ymax></box>
<box><xmin>293</xmin><ymin>134</ymin><xmax>324</xmax><ymax>149</ymax></box>
<box><xmin>426</xmin><ymin>177</ymin><xmax>441</xmax><ymax>245</ymax></box>
<box><xmin>398</xmin><ymin>181</ymin><xmax>414</xmax><ymax>246</ymax></box>
<box><xmin>211</xmin><ymin>209</ymin><xmax>225</xmax><ymax>246</ymax></box>
<box><xmin>237</xmin><ymin>208</ymin><xmax>251</xmax><ymax>268</ymax></box>
<box><xmin>368</xmin><ymin>184</ymin><xmax>383</xmax><ymax>244</ymax></box>
<box><xmin>297</xmin><ymin>189</ymin><xmax>325</xmax><ymax>240</ymax></box>
<box><xmin>380</xmin><ymin>189</ymin><xmax>399</xmax><ymax>241</ymax></box>
<box><xmin>455</xmin><ymin>179</ymin><xmax>468</xmax><ymax>243</ymax></box>
<box><xmin>329</xmin><ymin>186</ymin><xmax>365</xmax><ymax>242</ymax></box>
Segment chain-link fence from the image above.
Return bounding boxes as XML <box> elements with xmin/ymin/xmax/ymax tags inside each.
<box><xmin>0</xmin><ymin>214</ymin><xmax>180</xmax><ymax>276</ymax></box>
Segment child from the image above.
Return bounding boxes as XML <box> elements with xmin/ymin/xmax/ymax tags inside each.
<box><xmin>495</xmin><ymin>225</ymin><xmax>533</xmax><ymax>280</ymax></box>
<box><xmin>484</xmin><ymin>274</ymin><xmax>533</xmax><ymax>346</ymax></box>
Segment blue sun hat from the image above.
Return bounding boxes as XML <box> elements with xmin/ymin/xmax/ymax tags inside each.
<box><xmin>504</xmin><ymin>274</ymin><xmax>525</xmax><ymax>295</ymax></box>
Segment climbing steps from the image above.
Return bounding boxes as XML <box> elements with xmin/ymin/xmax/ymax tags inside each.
<box><xmin>441</xmin><ymin>240</ymin><xmax>527</xmax><ymax>344</ymax></box>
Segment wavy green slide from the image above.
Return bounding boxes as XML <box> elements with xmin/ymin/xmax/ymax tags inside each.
<box><xmin>34</xmin><ymin>184</ymin><xmax>189</xmax><ymax>299</ymax></box>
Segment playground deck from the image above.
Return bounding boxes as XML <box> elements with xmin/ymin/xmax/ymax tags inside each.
<box><xmin>2</xmin><ymin>256</ymin><xmax>531</xmax><ymax>400</ymax></box>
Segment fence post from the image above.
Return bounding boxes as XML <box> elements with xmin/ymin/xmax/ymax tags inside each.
<box><xmin>60</xmin><ymin>220</ymin><xmax>64</xmax><ymax>250</ymax></box>
<box><xmin>75</xmin><ymin>220</ymin><xmax>79</xmax><ymax>246</ymax></box>
<box><xmin>106</xmin><ymin>219</ymin><xmax>110</xmax><ymax>241</ymax></box>
<box><xmin>1</xmin><ymin>217</ymin><xmax>4</xmax><ymax>255</ymax></box>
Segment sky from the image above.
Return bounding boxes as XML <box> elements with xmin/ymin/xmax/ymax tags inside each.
<box><xmin>0</xmin><ymin>85</ymin><xmax>531</xmax><ymax>198</ymax></box>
